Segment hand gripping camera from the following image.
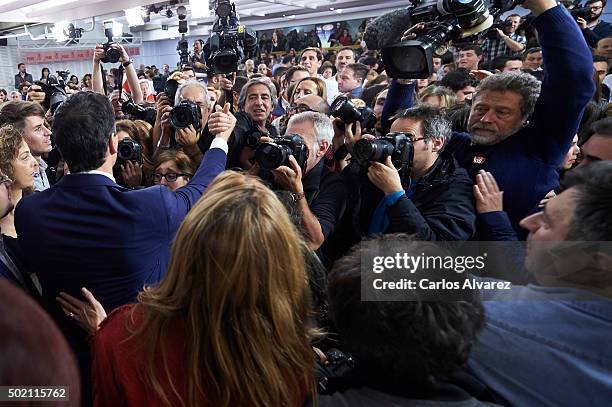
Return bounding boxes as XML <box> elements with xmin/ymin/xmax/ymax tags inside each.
<box><xmin>117</xmin><ymin>137</ymin><xmax>142</xmax><ymax>165</ymax></box>
<box><xmin>102</xmin><ymin>21</ymin><xmax>122</xmax><ymax>64</ymax></box>
<box><xmin>254</xmin><ymin>134</ymin><xmax>309</xmax><ymax>173</ymax></box>
<box><xmin>330</xmin><ymin>96</ymin><xmax>377</xmax><ymax>132</ymax></box>
<box><xmin>352</xmin><ymin>132</ymin><xmax>415</xmax><ymax>174</ymax></box>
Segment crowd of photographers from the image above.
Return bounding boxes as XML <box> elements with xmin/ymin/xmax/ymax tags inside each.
<box><xmin>1</xmin><ymin>0</ymin><xmax>612</xmax><ymax>405</ymax></box>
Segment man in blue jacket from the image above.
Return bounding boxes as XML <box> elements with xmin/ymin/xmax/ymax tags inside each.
<box><xmin>14</xmin><ymin>91</ymin><xmax>234</xmax><ymax>401</ymax></box>
<box><xmin>383</xmin><ymin>0</ymin><xmax>595</xmax><ymax>238</ymax></box>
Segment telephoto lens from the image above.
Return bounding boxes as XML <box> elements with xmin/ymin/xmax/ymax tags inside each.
<box><xmin>254</xmin><ymin>134</ymin><xmax>309</xmax><ymax>171</ymax></box>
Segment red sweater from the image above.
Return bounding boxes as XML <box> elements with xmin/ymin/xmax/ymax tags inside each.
<box><xmin>89</xmin><ymin>305</ymin><xmax>201</xmax><ymax>407</ymax></box>
<box><xmin>90</xmin><ymin>305</ymin><xmax>310</xmax><ymax>406</ymax></box>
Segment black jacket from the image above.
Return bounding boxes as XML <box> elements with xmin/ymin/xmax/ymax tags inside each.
<box><xmin>325</xmin><ymin>153</ymin><xmax>476</xmax><ymax>262</ymax></box>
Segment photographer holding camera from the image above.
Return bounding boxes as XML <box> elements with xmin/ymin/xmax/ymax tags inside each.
<box><xmin>254</xmin><ymin>112</ymin><xmax>346</xmax><ymax>250</ymax></box>
<box><xmin>576</xmin><ymin>0</ymin><xmax>612</xmax><ymax>47</ymax></box>
<box><xmin>332</xmin><ymin>106</ymin><xmax>475</xmax><ymax>255</ymax></box>
<box><xmin>190</xmin><ymin>39</ymin><xmax>207</xmax><ymax>74</ymax></box>
<box><xmin>481</xmin><ymin>14</ymin><xmax>527</xmax><ymax>62</ymax></box>
<box><xmin>382</xmin><ymin>0</ymin><xmax>594</xmax><ymax>238</ymax></box>
<box><xmin>92</xmin><ymin>42</ymin><xmax>143</xmax><ymax>104</ymax></box>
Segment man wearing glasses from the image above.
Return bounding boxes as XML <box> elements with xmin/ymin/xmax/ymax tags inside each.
<box><xmin>329</xmin><ymin>105</ymin><xmax>476</xmax><ymax>259</ymax></box>
<box><xmin>577</xmin><ymin>0</ymin><xmax>612</xmax><ymax>47</ymax></box>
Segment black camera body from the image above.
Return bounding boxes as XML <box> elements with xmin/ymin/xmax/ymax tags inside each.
<box><xmin>39</xmin><ymin>70</ymin><xmax>69</xmax><ymax>114</ymax></box>
<box><xmin>177</xmin><ymin>36</ymin><xmax>190</xmax><ymax>67</ymax></box>
<box><xmin>570</xmin><ymin>6</ymin><xmax>592</xmax><ymax>20</ymax></box>
<box><xmin>380</xmin><ymin>0</ymin><xmax>512</xmax><ymax>78</ymax></box>
<box><xmin>245</xmin><ymin>128</ymin><xmax>266</xmax><ymax>149</ymax></box>
<box><xmin>121</xmin><ymin>99</ymin><xmax>157</xmax><ymax>126</ymax></box>
<box><xmin>205</xmin><ymin>0</ymin><xmax>257</xmax><ymax>75</ymax></box>
<box><xmin>254</xmin><ymin>134</ymin><xmax>309</xmax><ymax>173</ymax></box>
<box><xmin>169</xmin><ymin>100</ymin><xmax>202</xmax><ymax>130</ymax></box>
<box><xmin>485</xmin><ymin>19</ymin><xmax>513</xmax><ymax>39</ymax></box>
<box><xmin>101</xmin><ymin>24</ymin><xmax>122</xmax><ymax>64</ymax></box>
<box><xmin>331</xmin><ymin>96</ymin><xmax>377</xmax><ymax>131</ymax></box>
<box><xmin>353</xmin><ymin>132</ymin><xmax>415</xmax><ymax>173</ymax></box>
<box><xmin>117</xmin><ymin>137</ymin><xmax>142</xmax><ymax>165</ymax></box>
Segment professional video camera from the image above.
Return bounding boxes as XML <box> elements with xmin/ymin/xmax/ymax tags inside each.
<box><xmin>121</xmin><ymin>99</ymin><xmax>157</xmax><ymax>125</ymax></box>
<box><xmin>484</xmin><ymin>18</ymin><xmax>513</xmax><ymax>39</ymax></box>
<box><xmin>366</xmin><ymin>0</ymin><xmax>517</xmax><ymax>79</ymax></box>
<box><xmin>176</xmin><ymin>11</ymin><xmax>191</xmax><ymax>68</ymax></box>
<box><xmin>353</xmin><ymin>132</ymin><xmax>415</xmax><ymax>173</ymax></box>
<box><xmin>102</xmin><ymin>21</ymin><xmax>122</xmax><ymax>64</ymax></box>
<box><xmin>37</xmin><ymin>70</ymin><xmax>69</xmax><ymax>114</ymax></box>
<box><xmin>330</xmin><ymin>96</ymin><xmax>377</xmax><ymax>131</ymax></box>
<box><xmin>254</xmin><ymin>134</ymin><xmax>309</xmax><ymax>173</ymax></box>
<box><xmin>169</xmin><ymin>100</ymin><xmax>202</xmax><ymax>129</ymax></box>
<box><xmin>117</xmin><ymin>137</ymin><xmax>142</xmax><ymax>165</ymax></box>
<box><xmin>205</xmin><ymin>0</ymin><xmax>258</xmax><ymax>75</ymax></box>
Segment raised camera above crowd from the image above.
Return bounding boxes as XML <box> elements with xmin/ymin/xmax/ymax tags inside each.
<box><xmin>1</xmin><ymin>0</ymin><xmax>612</xmax><ymax>405</ymax></box>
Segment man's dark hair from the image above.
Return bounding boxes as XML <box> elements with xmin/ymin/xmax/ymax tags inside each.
<box><xmin>283</xmin><ymin>66</ymin><xmax>309</xmax><ymax>87</ymax></box>
<box><xmin>593</xmin><ymin>55</ymin><xmax>609</xmax><ymax>64</ymax></box>
<box><xmin>458</xmin><ymin>43</ymin><xmax>483</xmax><ymax>56</ymax></box>
<box><xmin>52</xmin><ymin>92</ymin><xmax>115</xmax><ymax>173</ymax></box>
<box><xmin>439</xmin><ymin>68</ymin><xmax>479</xmax><ymax>92</ymax></box>
<box><xmin>586</xmin><ymin>0</ymin><xmax>606</xmax><ymax>7</ymax></box>
<box><xmin>506</xmin><ymin>13</ymin><xmax>521</xmax><ymax>20</ymax></box>
<box><xmin>338</xmin><ymin>47</ymin><xmax>356</xmax><ymax>59</ymax></box>
<box><xmin>358</xmin><ymin>56</ymin><xmax>378</xmax><ymax>68</ymax></box>
<box><xmin>273</xmin><ymin>66</ymin><xmax>289</xmax><ymax>81</ymax></box>
<box><xmin>0</xmin><ymin>101</ymin><xmax>45</xmax><ymax>132</ymax></box>
<box><xmin>17</xmin><ymin>63</ymin><xmax>25</xmax><ymax>69</ymax></box>
<box><xmin>328</xmin><ymin>235</ymin><xmax>485</xmax><ymax>387</ymax></box>
<box><xmin>392</xmin><ymin>105</ymin><xmax>452</xmax><ymax>146</ymax></box>
<box><xmin>345</xmin><ymin>63</ymin><xmax>369</xmax><ymax>83</ymax></box>
<box><xmin>282</xmin><ymin>55</ymin><xmax>293</xmax><ymax>64</ymax></box>
<box><xmin>563</xmin><ymin>161</ymin><xmax>612</xmax><ymax>241</ymax></box>
<box><xmin>490</xmin><ymin>55</ymin><xmax>523</xmax><ymax>72</ymax></box>
<box><xmin>300</xmin><ymin>47</ymin><xmax>323</xmax><ymax>61</ymax></box>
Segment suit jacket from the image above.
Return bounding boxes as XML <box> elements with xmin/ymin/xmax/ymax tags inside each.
<box><xmin>14</xmin><ymin>147</ymin><xmax>227</xmax><ymax>348</ymax></box>
<box><xmin>14</xmin><ymin>72</ymin><xmax>33</xmax><ymax>90</ymax></box>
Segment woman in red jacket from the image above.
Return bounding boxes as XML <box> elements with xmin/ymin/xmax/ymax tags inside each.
<box><xmin>89</xmin><ymin>171</ymin><xmax>315</xmax><ymax>407</ymax></box>
<box><xmin>337</xmin><ymin>29</ymin><xmax>353</xmax><ymax>46</ymax></box>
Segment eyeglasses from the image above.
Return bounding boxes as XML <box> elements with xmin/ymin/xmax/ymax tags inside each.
<box><xmin>153</xmin><ymin>173</ymin><xmax>192</xmax><ymax>183</ymax></box>
<box><xmin>288</xmin><ymin>104</ymin><xmax>315</xmax><ymax>114</ymax></box>
<box><xmin>387</xmin><ymin>132</ymin><xmax>427</xmax><ymax>143</ymax></box>
<box><xmin>590</xmin><ymin>6</ymin><xmax>603</xmax><ymax>10</ymax></box>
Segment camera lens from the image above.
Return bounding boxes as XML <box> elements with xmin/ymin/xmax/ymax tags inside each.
<box><xmin>119</xmin><ymin>144</ymin><xmax>133</xmax><ymax>159</ymax></box>
<box><xmin>106</xmin><ymin>47</ymin><xmax>121</xmax><ymax>64</ymax></box>
<box><xmin>169</xmin><ymin>105</ymin><xmax>193</xmax><ymax>128</ymax></box>
<box><xmin>255</xmin><ymin>143</ymin><xmax>291</xmax><ymax>170</ymax></box>
<box><xmin>331</xmin><ymin>97</ymin><xmax>361</xmax><ymax>124</ymax></box>
<box><xmin>353</xmin><ymin>139</ymin><xmax>394</xmax><ymax>163</ymax></box>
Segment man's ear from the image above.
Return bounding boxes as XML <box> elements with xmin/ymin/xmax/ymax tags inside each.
<box><xmin>109</xmin><ymin>132</ymin><xmax>119</xmax><ymax>155</ymax></box>
<box><xmin>318</xmin><ymin>139</ymin><xmax>330</xmax><ymax>157</ymax></box>
<box><xmin>431</xmin><ymin>135</ymin><xmax>446</xmax><ymax>153</ymax></box>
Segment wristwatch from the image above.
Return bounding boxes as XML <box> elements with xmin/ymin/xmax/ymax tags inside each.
<box><xmin>292</xmin><ymin>191</ymin><xmax>305</xmax><ymax>202</ymax></box>
<box><xmin>122</xmin><ymin>60</ymin><xmax>132</xmax><ymax>68</ymax></box>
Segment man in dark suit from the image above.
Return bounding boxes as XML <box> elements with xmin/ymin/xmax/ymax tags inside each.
<box><xmin>14</xmin><ymin>63</ymin><xmax>33</xmax><ymax>91</ymax></box>
<box><xmin>14</xmin><ymin>91</ymin><xmax>234</xmax><ymax>401</ymax></box>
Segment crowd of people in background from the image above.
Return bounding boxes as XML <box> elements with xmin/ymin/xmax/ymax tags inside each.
<box><xmin>1</xmin><ymin>0</ymin><xmax>612</xmax><ymax>405</ymax></box>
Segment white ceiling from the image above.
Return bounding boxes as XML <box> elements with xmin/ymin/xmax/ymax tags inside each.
<box><xmin>0</xmin><ymin>0</ymin><xmax>411</xmax><ymax>30</ymax></box>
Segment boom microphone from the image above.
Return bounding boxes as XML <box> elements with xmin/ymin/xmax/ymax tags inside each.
<box><xmin>363</xmin><ymin>8</ymin><xmax>414</xmax><ymax>50</ymax></box>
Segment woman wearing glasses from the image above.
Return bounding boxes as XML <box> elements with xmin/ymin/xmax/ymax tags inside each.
<box><xmin>151</xmin><ymin>150</ymin><xmax>196</xmax><ymax>191</ymax></box>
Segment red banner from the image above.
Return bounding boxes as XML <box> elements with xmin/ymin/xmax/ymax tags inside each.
<box><xmin>23</xmin><ymin>47</ymin><xmax>140</xmax><ymax>63</ymax></box>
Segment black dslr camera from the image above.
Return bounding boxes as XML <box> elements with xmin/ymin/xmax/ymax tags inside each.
<box><xmin>205</xmin><ymin>0</ymin><xmax>257</xmax><ymax>75</ymax></box>
<box><xmin>331</xmin><ymin>96</ymin><xmax>377</xmax><ymax>131</ymax></box>
<box><xmin>353</xmin><ymin>132</ymin><xmax>415</xmax><ymax>172</ymax></box>
<box><xmin>117</xmin><ymin>137</ymin><xmax>142</xmax><ymax>165</ymax></box>
<box><xmin>568</xmin><ymin>1</ymin><xmax>593</xmax><ymax>20</ymax></box>
<box><xmin>254</xmin><ymin>134</ymin><xmax>309</xmax><ymax>173</ymax></box>
<box><xmin>169</xmin><ymin>100</ymin><xmax>202</xmax><ymax>130</ymax></box>
<box><xmin>102</xmin><ymin>21</ymin><xmax>122</xmax><ymax>64</ymax></box>
<box><xmin>121</xmin><ymin>99</ymin><xmax>157</xmax><ymax>126</ymax></box>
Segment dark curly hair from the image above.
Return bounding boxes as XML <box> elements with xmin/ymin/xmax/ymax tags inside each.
<box><xmin>0</xmin><ymin>125</ymin><xmax>25</xmax><ymax>179</ymax></box>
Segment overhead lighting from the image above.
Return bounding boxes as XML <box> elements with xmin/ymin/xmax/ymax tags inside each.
<box><xmin>329</xmin><ymin>7</ymin><xmax>334</xmax><ymax>10</ymax></box>
<box><xmin>112</xmin><ymin>21</ymin><xmax>123</xmax><ymax>37</ymax></box>
<box><xmin>52</xmin><ymin>21</ymin><xmax>69</xmax><ymax>42</ymax></box>
<box><xmin>289</xmin><ymin>15</ymin><xmax>295</xmax><ymax>19</ymax></box>
<box><xmin>190</xmin><ymin>0</ymin><xmax>210</xmax><ymax>18</ymax></box>
<box><xmin>335</xmin><ymin>8</ymin><xmax>342</xmax><ymax>13</ymax></box>
<box><xmin>124</xmin><ymin>7</ymin><xmax>145</xmax><ymax>26</ymax></box>
<box><xmin>32</xmin><ymin>0</ymin><xmax>78</xmax><ymax>11</ymax></box>
<box><xmin>177</xmin><ymin>5</ymin><xmax>187</xmax><ymax>19</ymax></box>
